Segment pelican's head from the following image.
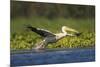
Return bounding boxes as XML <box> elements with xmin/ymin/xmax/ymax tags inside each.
<box><xmin>62</xmin><ymin>26</ymin><xmax>78</xmax><ymax>33</ymax></box>
<box><xmin>62</xmin><ymin>26</ymin><xmax>81</xmax><ymax>36</ymax></box>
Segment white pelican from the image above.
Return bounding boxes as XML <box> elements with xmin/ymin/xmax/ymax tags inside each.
<box><xmin>27</xmin><ymin>25</ymin><xmax>81</xmax><ymax>50</ymax></box>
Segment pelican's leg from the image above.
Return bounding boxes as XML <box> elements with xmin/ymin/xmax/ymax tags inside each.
<box><xmin>34</xmin><ymin>40</ymin><xmax>46</xmax><ymax>50</ymax></box>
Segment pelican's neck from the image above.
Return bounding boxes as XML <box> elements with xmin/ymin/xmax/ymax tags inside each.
<box><xmin>55</xmin><ymin>28</ymin><xmax>67</xmax><ymax>40</ymax></box>
<box><xmin>62</xmin><ymin>27</ymin><xmax>67</xmax><ymax>35</ymax></box>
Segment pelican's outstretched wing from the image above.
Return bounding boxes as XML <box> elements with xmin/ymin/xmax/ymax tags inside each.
<box><xmin>27</xmin><ymin>25</ymin><xmax>55</xmax><ymax>37</ymax></box>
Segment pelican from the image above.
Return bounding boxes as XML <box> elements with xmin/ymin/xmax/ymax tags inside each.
<box><xmin>26</xmin><ymin>25</ymin><xmax>81</xmax><ymax>50</ymax></box>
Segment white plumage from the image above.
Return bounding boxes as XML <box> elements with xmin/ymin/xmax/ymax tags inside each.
<box><xmin>27</xmin><ymin>25</ymin><xmax>81</xmax><ymax>50</ymax></box>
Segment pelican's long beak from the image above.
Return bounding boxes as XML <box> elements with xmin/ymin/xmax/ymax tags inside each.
<box><xmin>65</xmin><ymin>27</ymin><xmax>79</xmax><ymax>33</ymax></box>
<box><xmin>65</xmin><ymin>26</ymin><xmax>81</xmax><ymax>36</ymax></box>
<box><xmin>62</xmin><ymin>26</ymin><xmax>81</xmax><ymax>36</ymax></box>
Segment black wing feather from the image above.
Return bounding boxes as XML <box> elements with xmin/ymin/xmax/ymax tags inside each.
<box><xmin>27</xmin><ymin>25</ymin><xmax>55</xmax><ymax>37</ymax></box>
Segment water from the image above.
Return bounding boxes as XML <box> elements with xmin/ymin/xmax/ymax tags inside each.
<box><xmin>11</xmin><ymin>48</ymin><xmax>95</xmax><ymax>66</ymax></box>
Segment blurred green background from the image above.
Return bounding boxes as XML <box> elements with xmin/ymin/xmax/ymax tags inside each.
<box><xmin>10</xmin><ymin>1</ymin><xmax>95</xmax><ymax>50</ymax></box>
